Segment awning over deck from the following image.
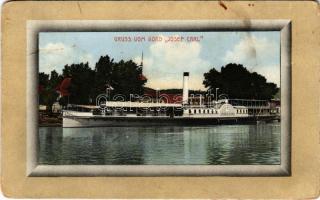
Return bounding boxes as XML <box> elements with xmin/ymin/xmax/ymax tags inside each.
<box><xmin>71</xmin><ymin>101</ymin><xmax>183</xmax><ymax>109</ymax></box>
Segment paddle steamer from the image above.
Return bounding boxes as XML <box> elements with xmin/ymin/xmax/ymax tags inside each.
<box><xmin>62</xmin><ymin>72</ymin><xmax>280</xmax><ymax>128</ymax></box>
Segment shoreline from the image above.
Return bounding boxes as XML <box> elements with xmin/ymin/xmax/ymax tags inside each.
<box><xmin>39</xmin><ymin>111</ymin><xmax>62</xmax><ymax>127</ymax></box>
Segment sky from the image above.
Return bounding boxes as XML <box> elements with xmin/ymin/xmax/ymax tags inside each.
<box><xmin>39</xmin><ymin>31</ymin><xmax>280</xmax><ymax>90</ymax></box>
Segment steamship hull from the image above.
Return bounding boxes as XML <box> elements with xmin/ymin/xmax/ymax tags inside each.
<box><xmin>61</xmin><ymin>71</ymin><xmax>280</xmax><ymax>128</ymax></box>
<box><xmin>63</xmin><ymin>115</ymin><xmax>278</xmax><ymax>128</ymax></box>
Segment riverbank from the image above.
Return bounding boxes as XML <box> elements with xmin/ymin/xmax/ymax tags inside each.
<box><xmin>39</xmin><ymin>111</ymin><xmax>62</xmax><ymax>127</ymax></box>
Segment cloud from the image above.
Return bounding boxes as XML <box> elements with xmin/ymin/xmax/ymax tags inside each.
<box><xmin>254</xmin><ymin>65</ymin><xmax>280</xmax><ymax>87</ymax></box>
<box><xmin>39</xmin><ymin>42</ymin><xmax>95</xmax><ymax>74</ymax></box>
<box><xmin>134</xmin><ymin>35</ymin><xmax>210</xmax><ymax>90</ymax></box>
<box><xmin>223</xmin><ymin>34</ymin><xmax>280</xmax><ymax>85</ymax></box>
<box><xmin>223</xmin><ymin>35</ymin><xmax>278</xmax><ymax>67</ymax></box>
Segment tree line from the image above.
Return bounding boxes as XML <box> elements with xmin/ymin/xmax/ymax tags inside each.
<box><xmin>39</xmin><ymin>54</ymin><xmax>279</xmax><ymax>112</ymax></box>
<box><xmin>203</xmin><ymin>63</ymin><xmax>279</xmax><ymax>100</ymax></box>
<box><xmin>39</xmin><ymin>55</ymin><xmax>147</xmax><ymax>111</ymax></box>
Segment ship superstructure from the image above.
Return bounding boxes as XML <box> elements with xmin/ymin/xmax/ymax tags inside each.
<box><xmin>62</xmin><ymin>72</ymin><xmax>280</xmax><ymax>127</ymax></box>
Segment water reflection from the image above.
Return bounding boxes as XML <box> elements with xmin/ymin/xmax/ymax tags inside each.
<box><xmin>39</xmin><ymin>123</ymin><xmax>280</xmax><ymax>165</ymax></box>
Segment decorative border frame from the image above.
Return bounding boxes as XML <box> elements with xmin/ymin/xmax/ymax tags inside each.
<box><xmin>26</xmin><ymin>20</ymin><xmax>291</xmax><ymax>177</ymax></box>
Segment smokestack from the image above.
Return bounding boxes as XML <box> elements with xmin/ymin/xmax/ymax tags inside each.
<box><xmin>183</xmin><ymin>72</ymin><xmax>189</xmax><ymax>105</ymax></box>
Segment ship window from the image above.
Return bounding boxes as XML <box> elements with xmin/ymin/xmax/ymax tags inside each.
<box><xmin>189</xmin><ymin>109</ymin><xmax>191</xmax><ymax>114</ymax></box>
<box><xmin>199</xmin><ymin>109</ymin><xmax>201</xmax><ymax>113</ymax></box>
<box><xmin>194</xmin><ymin>109</ymin><xmax>196</xmax><ymax>114</ymax></box>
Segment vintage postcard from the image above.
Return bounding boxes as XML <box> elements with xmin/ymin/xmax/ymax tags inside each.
<box><xmin>1</xmin><ymin>1</ymin><xmax>319</xmax><ymax>199</ymax></box>
<box><xmin>39</xmin><ymin>31</ymin><xmax>282</xmax><ymax>165</ymax></box>
<box><xmin>27</xmin><ymin>20</ymin><xmax>290</xmax><ymax>177</ymax></box>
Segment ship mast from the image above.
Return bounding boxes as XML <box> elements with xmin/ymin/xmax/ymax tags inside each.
<box><xmin>140</xmin><ymin>51</ymin><xmax>144</xmax><ymax>74</ymax></box>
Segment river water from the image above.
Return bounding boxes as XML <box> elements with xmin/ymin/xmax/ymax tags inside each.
<box><xmin>38</xmin><ymin>122</ymin><xmax>280</xmax><ymax>165</ymax></box>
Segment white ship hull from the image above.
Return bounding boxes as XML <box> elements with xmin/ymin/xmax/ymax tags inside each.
<box><xmin>63</xmin><ymin>113</ymin><xmax>277</xmax><ymax>128</ymax></box>
<box><xmin>62</xmin><ymin>102</ymin><xmax>279</xmax><ymax>128</ymax></box>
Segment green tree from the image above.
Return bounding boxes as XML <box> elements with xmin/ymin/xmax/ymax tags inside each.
<box><xmin>38</xmin><ymin>70</ymin><xmax>63</xmax><ymax>112</ymax></box>
<box><xmin>91</xmin><ymin>55</ymin><xmax>115</xmax><ymax>98</ymax></box>
<box><xmin>62</xmin><ymin>62</ymin><xmax>95</xmax><ymax>104</ymax></box>
<box><xmin>47</xmin><ymin>70</ymin><xmax>63</xmax><ymax>111</ymax></box>
<box><xmin>92</xmin><ymin>56</ymin><xmax>147</xmax><ymax>100</ymax></box>
<box><xmin>49</xmin><ymin>70</ymin><xmax>63</xmax><ymax>88</ymax></box>
<box><xmin>38</xmin><ymin>72</ymin><xmax>49</xmax><ymax>105</ymax></box>
<box><xmin>39</xmin><ymin>54</ymin><xmax>147</xmax><ymax>106</ymax></box>
<box><xmin>111</xmin><ymin>59</ymin><xmax>146</xmax><ymax>98</ymax></box>
<box><xmin>203</xmin><ymin>63</ymin><xmax>279</xmax><ymax>100</ymax></box>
